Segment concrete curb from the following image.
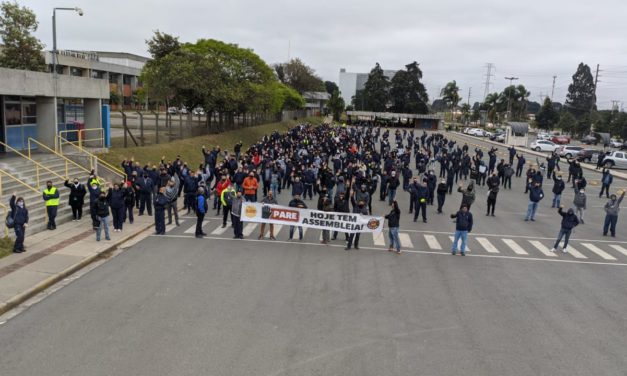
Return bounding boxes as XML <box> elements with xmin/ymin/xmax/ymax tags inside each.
<box><xmin>450</xmin><ymin>131</ymin><xmax>627</xmax><ymax>181</ymax></box>
<box><xmin>0</xmin><ymin>221</ymin><xmax>154</xmax><ymax>316</ymax></box>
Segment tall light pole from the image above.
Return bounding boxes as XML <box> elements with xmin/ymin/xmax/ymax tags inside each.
<box><xmin>51</xmin><ymin>6</ymin><xmax>83</xmax><ymax>151</ymax></box>
<box><xmin>504</xmin><ymin>76</ymin><xmax>518</xmax><ymax>121</ymax></box>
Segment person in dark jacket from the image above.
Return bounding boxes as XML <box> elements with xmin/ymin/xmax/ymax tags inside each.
<box><xmin>413</xmin><ymin>180</ymin><xmax>429</xmax><ymax>223</ymax></box>
<box><xmin>487</xmin><ymin>183</ymin><xmax>499</xmax><ymax>216</ymax></box>
<box><xmin>87</xmin><ymin>176</ymin><xmax>102</xmax><ymax>230</ymax></box>
<box><xmin>346</xmin><ymin>199</ymin><xmax>368</xmax><ymax>250</ymax></box>
<box><xmin>385</xmin><ymin>200</ymin><xmax>401</xmax><ymax>254</ymax></box>
<box><xmin>551</xmin><ymin>174</ymin><xmax>565</xmax><ymax>208</ymax></box>
<box><xmin>451</xmin><ymin>205</ymin><xmax>473</xmax><ymax>256</ymax></box>
<box><xmin>123</xmin><ymin>181</ymin><xmax>135</xmax><ymax>224</ymax></box>
<box><xmin>93</xmin><ymin>190</ymin><xmax>111</xmax><ymax>241</ymax></box>
<box><xmin>599</xmin><ymin>169</ymin><xmax>613</xmax><ymax>198</ymax></box>
<box><xmin>64</xmin><ymin>178</ymin><xmax>86</xmax><ymax>221</ymax></box>
<box><xmin>436</xmin><ymin>178</ymin><xmax>447</xmax><ymax>214</ymax></box>
<box><xmin>183</xmin><ymin>171</ymin><xmax>200</xmax><ymax>214</ymax></box>
<box><xmin>9</xmin><ymin>194</ymin><xmax>28</xmax><ymax>253</ymax></box>
<box><xmin>551</xmin><ymin>206</ymin><xmax>579</xmax><ymax>253</ymax></box>
<box><xmin>107</xmin><ymin>183</ymin><xmax>126</xmax><ymax>232</ymax></box>
<box><xmin>603</xmin><ymin>190</ymin><xmax>625</xmax><ymax>237</ymax></box>
<box><xmin>153</xmin><ymin>187</ymin><xmax>168</xmax><ymax>235</ymax></box>
<box><xmin>332</xmin><ymin>191</ymin><xmax>350</xmax><ymax>241</ymax></box>
<box><xmin>457</xmin><ymin>181</ymin><xmax>476</xmax><ymax>210</ymax></box>
<box><xmin>288</xmin><ymin>194</ymin><xmax>307</xmax><ymax>240</ymax></box>
<box><xmin>525</xmin><ymin>181</ymin><xmax>544</xmax><ymax>221</ymax></box>
<box><xmin>136</xmin><ymin>173</ymin><xmax>154</xmax><ymax>216</ymax></box>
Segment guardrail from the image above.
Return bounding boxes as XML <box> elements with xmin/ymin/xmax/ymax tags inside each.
<box><xmin>58</xmin><ymin>128</ymin><xmax>105</xmax><ymax>150</ymax></box>
<box><xmin>0</xmin><ymin>202</ymin><xmax>9</xmax><ymax>237</ymax></box>
<box><xmin>0</xmin><ymin>169</ymin><xmax>40</xmax><ymax>197</ymax></box>
<box><xmin>28</xmin><ymin>138</ymin><xmax>92</xmax><ymax>179</ymax></box>
<box><xmin>57</xmin><ymin>135</ymin><xmax>126</xmax><ymax>183</ymax></box>
<box><xmin>0</xmin><ymin>140</ymin><xmax>67</xmax><ymax>188</ymax></box>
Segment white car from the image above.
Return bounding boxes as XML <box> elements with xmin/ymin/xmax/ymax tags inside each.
<box><xmin>610</xmin><ymin>139</ymin><xmax>623</xmax><ymax>148</ymax></box>
<box><xmin>192</xmin><ymin>107</ymin><xmax>205</xmax><ymax>116</ymax></box>
<box><xmin>558</xmin><ymin>145</ymin><xmax>584</xmax><ymax>158</ymax></box>
<box><xmin>468</xmin><ymin>128</ymin><xmax>486</xmax><ymax>137</ymax></box>
<box><xmin>603</xmin><ymin>151</ymin><xmax>627</xmax><ymax>169</ymax></box>
<box><xmin>537</xmin><ymin>133</ymin><xmax>551</xmax><ymax>141</ymax></box>
<box><xmin>530</xmin><ymin>140</ymin><xmax>559</xmax><ymax>152</ymax></box>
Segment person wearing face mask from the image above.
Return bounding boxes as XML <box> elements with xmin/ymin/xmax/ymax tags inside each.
<box><xmin>346</xmin><ymin>199</ymin><xmax>368</xmax><ymax>250</ymax></box>
<box><xmin>135</xmin><ymin>172</ymin><xmax>154</xmax><ymax>216</ymax></box>
<box><xmin>87</xmin><ymin>175</ymin><xmax>102</xmax><ymax>230</ymax></box>
<box><xmin>123</xmin><ymin>181</ymin><xmax>135</xmax><ymax>225</ymax></box>
<box><xmin>231</xmin><ymin>190</ymin><xmax>245</xmax><ymax>239</ymax></box>
<box><xmin>572</xmin><ymin>188</ymin><xmax>587</xmax><ymax>224</ymax></box>
<box><xmin>153</xmin><ymin>187</ymin><xmax>169</xmax><ymax>235</ymax></box>
<box><xmin>525</xmin><ymin>181</ymin><xmax>544</xmax><ymax>222</ymax></box>
<box><xmin>64</xmin><ymin>178</ymin><xmax>86</xmax><ymax>221</ymax></box>
<box><xmin>108</xmin><ymin>183</ymin><xmax>125</xmax><ymax>232</ymax></box>
<box><xmin>603</xmin><ymin>190</ymin><xmax>625</xmax><ymax>237</ymax></box>
<box><xmin>436</xmin><ymin>178</ymin><xmax>447</xmax><ymax>214</ymax></box>
<box><xmin>551</xmin><ymin>173</ymin><xmax>565</xmax><ymax>208</ymax></box>
<box><xmin>550</xmin><ymin>206</ymin><xmax>579</xmax><ymax>253</ymax></box>
<box><xmin>242</xmin><ymin>172</ymin><xmax>259</xmax><ymax>202</ymax></box>
<box><xmin>9</xmin><ymin>193</ymin><xmax>29</xmax><ymax>253</ymax></box>
<box><xmin>42</xmin><ymin>180</ymin><xmax>59</xmax><ymax>230</ymax></box>
<box><xmin>93</xmin><ymin>189</ymin><xmax>111</xmax><ymax>241</ymax></box>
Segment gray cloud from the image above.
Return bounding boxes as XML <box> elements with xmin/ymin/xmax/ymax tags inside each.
<box><xmin>22</xmin><ymin>0</ymin><xmax>627</xmax><ymax>109</ymax></box>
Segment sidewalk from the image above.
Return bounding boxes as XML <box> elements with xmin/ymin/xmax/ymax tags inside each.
<box><xmin>0</xmin><ymin>210</ymin><xmax>162</xmax><ymax>316</ymax></box>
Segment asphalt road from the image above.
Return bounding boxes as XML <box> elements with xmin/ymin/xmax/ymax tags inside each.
<box><xmin>1</xmin><ymin>130</ymin><xmax>627</xmax><ymax>375</ymax></box>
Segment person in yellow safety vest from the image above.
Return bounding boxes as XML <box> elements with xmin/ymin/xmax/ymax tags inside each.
<box><xmin>43</xmin><ymin>180</ymin><xmax>60</xmax><ymax>230</ymax></box>
<box><xmin>220</xmin><ymin>183</ymin><xmax>236</xmax><ymax>228</ymax></box>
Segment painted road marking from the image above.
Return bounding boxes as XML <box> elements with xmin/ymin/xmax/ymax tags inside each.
<box><xmin>563</xmin><ymin>245</ymin><xmax>587</xmax><ymax>259</ymax></box>
<box><xmin>476</xmin><ymin>237</ymin><xmax>500</xmax><ymax>253</ymax></box>
<box><xmin>154</xmin><ymin>234</ymin><xmax>627</xmax><ymax>267</ymax></box>
<box><xmin>449</xmin><ymin>236</ymin><xmax>472</xmax><ymax>253</ymax></box>
<box><xmin>242</xmin><ymin>223</ymin><xmax>258</xmax><ymax>237</ymax></box>
<box><xmin>424</xmin><ymin>234</ymin><xmax>442</xmax><ymax>250</ymax></box>
<box><xmin>609</xmin><ymin>244</ymin><xmax>627</xmax><ymax>257</ymax></box>
<box><xmin>581</xmin><ymin>243</ymin><xmax>617</xmax><ymax>261</ymax></box>
<box><xmin>373</xmin><ymin>232</ymin><xmax>386</xmax><ymax>246</ymax></box>
<box><xmin>211</xmin><ymin>224</ymin><xmax>229</xmax><ymax>235</ymax></box>
<box><xmin>184</xmin><ymin>220</ymin><xmax>209</xmax><ymax>234</ymax></box>
<box><xmin>165</xmin><ymin>219</ymin><xmax>185</xmax><ymax>233</ymax></box>
<box><xmin>529</xmin><ymin>241</ymin><xmax>558</xmax><ymax>257</ymax></box>
<box><xmin>502</xmin><ymin>238</ymin><xmax>528</xmax><ymax>255</ymax></box>
<box><xmin>399</xmin><ymin>233</ymin><xmax>414</xmax><ymax>248</ymax></box>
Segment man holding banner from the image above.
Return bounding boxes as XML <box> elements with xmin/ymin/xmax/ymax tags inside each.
<box><xmin>288</xmin><ymin>194</ymin><xmax>307</xmax><ymax>240</ymax></box>
<box><xmin>346</xmin><ymin>199</ymin><xmax>369</xmax><ymax>250</ymax></box>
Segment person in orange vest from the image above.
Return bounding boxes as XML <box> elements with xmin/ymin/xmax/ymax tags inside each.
<box><xmin>215</xmin><ymin>174</ymin><xmax>231</xmax><ymax>215</ymax></box>
<box><xmin>242</xmin><ymin>172</ymin><xmax>259</xmax><ymax>202</ymax></box>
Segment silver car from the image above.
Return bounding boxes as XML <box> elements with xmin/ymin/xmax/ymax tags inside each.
<box><xmin>603</xmin><ymin>151</ymin><xmax>627</xmax><ymax>169</ymax></box>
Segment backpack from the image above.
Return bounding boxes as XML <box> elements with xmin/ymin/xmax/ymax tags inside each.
<box><xmin>5</xmin><ymin>210</ymin><xmax>15</xmax><ymax>229</ymax></box>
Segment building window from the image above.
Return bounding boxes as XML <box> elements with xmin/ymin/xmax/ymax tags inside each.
<box><xmin>123</xmin><ymin>75</ymin><xmax>132</xmax><ymax>85</ymax></box>
<box><xmin>4</xmin><ymin>102</ymin><xmax>21</xmax><ymax>125</ymax></box>
<box><xmin>70</xmin><ymin>67</ymin><xmax>84</xmax><ymax>77</ymax></box>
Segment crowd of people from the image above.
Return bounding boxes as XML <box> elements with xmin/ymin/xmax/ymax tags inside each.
<box><xmin>6</xmin><ymin>123</ymin><xmax>625</xmax><ymax>257</ymax></box>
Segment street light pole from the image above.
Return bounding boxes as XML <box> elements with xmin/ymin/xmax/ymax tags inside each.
<box><xmin>51</xmin><ymin>7</ymin><xmax>83</xmax><ymax>151</ymax></box>
<box><xmin>504</xmin><ymin>76</ymin><xmax>519</xmax><ymax>121</ymax></box>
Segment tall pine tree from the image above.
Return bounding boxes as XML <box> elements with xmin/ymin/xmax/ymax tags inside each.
<box><xmin>535</xmin><ymin>97</ymin><xmax>560</xmax><ymax>130</ymax></box>
<box><xmin>362</xmin><ymin>63</ymin><xmax>390</xmax><ymax>112</ymax></box>
<box><xmin>565</xmin><ymin>63</ymin><xmax>596</xmax><ymax>119</ymax></box>
<box><xmin>390</xmin><ymin>61</ymin><xmax>429</xmax><ymax>114</ymax></box>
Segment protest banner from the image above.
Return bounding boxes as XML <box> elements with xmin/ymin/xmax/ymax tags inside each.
<box><xmin>241</xmin><ymin>203</ymin><xmax>384</xmax><ymax>234</ymax></box>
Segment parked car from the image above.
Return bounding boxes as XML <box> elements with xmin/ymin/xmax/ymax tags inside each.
<box><xmin>468</xmin><ymin>128</ymin><xmax>487</xmax><ymax>137</ymax></box>
<box><xmin>581</xmin><ymin>135</ymin><xmax>598</xmax><ymax>145</ymax></box>
<box><xmin>551</xmin><ymin>135</ymin><xmax>571</xmax><ymax>144</ymax></box>
<box><xmin>610</xmin><ymin>138</ymin><xmax>623</xmax><ymax>148</ymax></box>
<box><xmin>558</xmin><ymin>145</ymin><xmax>584</xmax><ymax>158</ymax></box>
<box><xmin>621</xmin><ymin>141</ymin><xmax>627</xmax><ymax>151</ymax></box>
<box><xmin>179</xmin><ymin>107</ymin><xmax>188</xmax><ymax>114</ymax></box>
<box><xmin>495</xmin><ymin>134</ymin><xmax>506</xmax><ymax>143</ymax></box>
<box><xmin>530</xmin><ymin>140</ymin><xmax>559</xmax><ymax>152</ymax></box>
<box><xmin>602</xmin><ymin>151</ymin><xmax>627</xmax><ymax>169</ymax></box>
<box><xmin>462</xmin><ymin>127</ymin><xmax>471</xmax><ymax>134</ymax></box>
<box><xmin>192</xmin><ymin>107</ymin><xmax>205</xmax><ymax>116</ymax></box>
<box><xmin>536</xmin><ymin>133</ymin><xmax>552</xmax><ymax>141</ymax></box>
<box><xmin>167</xmin><ymin>107</ymin><xmax>178</xmax><ymax>114</ymax></box>
<box><xmin>576</xmin><ymin>149</ymin><xmax>603</xmax><ymax>163</ymax></box>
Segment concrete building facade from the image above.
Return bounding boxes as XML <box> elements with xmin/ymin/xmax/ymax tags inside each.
<box><xmin>0</xmin><ymin>67</ymin><xmax>109</xmax><ymax>151</ymax></box>
<box><xmin>338</xmin><ymin>68</ymin><xmax>398</xmax><ymax>106</ymax></box>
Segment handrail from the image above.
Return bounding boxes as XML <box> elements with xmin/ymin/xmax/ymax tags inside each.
<box><xmin>0</xmin><ymin>202</ymin><xmax>8</xmax><ymax>236</ymax></box>
<box><xmin>0</xmin><ymin>140</ymin><xmax>67</xmax><ymax>187</ymax></box>
<box><xmin>57</xmin><ymin>135</ymin><xmax>126</xmax><ymax>182</ymax></box>
<box><xmin>28</xmin><ymin>138</ymin><xmax>92</xmax><ymax>179</ymax></box>
<box><xmin>59</xmin><ymin>128</ymin><xmax>104</xmax><ymax>150</ymax></box>
<box><xmin>0</xmin><ymin>169</ymin><xmax>40</xmax><ymax>195</ymax></box>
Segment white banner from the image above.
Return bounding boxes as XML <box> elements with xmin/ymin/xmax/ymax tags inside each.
<box><xmin>241</xmin><ymin>203</ymin><xmax>384</xmax><ymax>234</ymax></box>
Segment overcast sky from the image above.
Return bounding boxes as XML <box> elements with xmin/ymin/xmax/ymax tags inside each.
<box><xmin>21</xmin><ymin>0</ymin><xmax>627</xmax><ymax>109</ymax></box>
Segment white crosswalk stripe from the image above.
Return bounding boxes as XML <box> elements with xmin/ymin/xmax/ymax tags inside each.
<box><xmin>502</xmin><ymin>239</ymin><xmax>528</xmax><ymax>255</ymax></box>
<box><xmin>242</xmin><ymin>223</ymin><xmax>258</xmax><ymax>237</ymax></box>
<box><xmin>165</xmin><ymin>219</ymin><xmax>185</xmax><ymax>233</ymax></box>
<box><xmin>184</xmin><ymin>221</ymin><xmax>209</xmax><ymax>234</ymax></box>
<box><xmin>424</xmin><ymin>235</ymin><xmax>442</xmax><ymax>250</ymax></box>
<box><xmin>609</xmin><ymin>244</ymin><xmax>627</xmax><ymax>257</ymax></box>
<box><xmin>581</xmin><ymin>243</ymin><xmax>617</xmax><ymax>261</ymax></box>
<box><xmin>211</xmin><ymin>224</ymin><xmax>230</xmax><ymax>235</ymax></box>
<box><xmin>449</xmin><ymin>236</ymin><xmax>472</xmax><ymax>253</ymax></box>
<box><xmin>562</xmin><ymin>245</ymin><xmax>587</xmax><ymax>259</ymax></box>
<box><xmin>398</xmin><ymin>233</ymin><xmax>413</xmax><ymax>248</ymax></box>
<box><xmin>529</xmin><ymin>241</ymin><xmax>558</xmax><ymax>257</ymax></box>
<box><xmin>373</xmin><ymin>232</ymin><xmax>386</xmax><ymax>246</ymax></box>
<box><xmin>476</xmin><ymin>237</ymin><xmax>499</xmax><ymax>253</ymax></box>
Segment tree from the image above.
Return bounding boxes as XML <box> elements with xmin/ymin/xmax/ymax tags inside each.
<box><xmin>557</xmin><ymin>111</ymin><xmax>577</xmax><ymax>134</ymax></box>
<box><xmin>460</xmin><ymin>103</ymin><xmax>471</xmax><ymax>124</ymax></box>
<box><xmin>109</xmin><ymin>91</ymin><xmax>120</xmax><ymax>105</ymax></box>
<box><xmin>146</xmin><ymin>30</ymin><xmax>180</xmax><ymax>59</ymax></box>
<box><xmin>441</xmin><ymin>81</ymin><xmax>461</xmax><ymax>120</ymax></box>
<box><xmin>327</xmin><ymin>89</ymin><xmax>345</xmax><ymax>121</ymax></box>
<box><xmin>0</xmin><ymin>1</ymin><xmax>44</xmax><ymax>71</ymax></box>
<box><xmin>362</xmin><ymin>63</ymin><xmax>390</xmax><ymax>112</ymax></box>
<box><xmin>389</xmin><ymin>61</ymin><xmax>429</xmax><ymax>114</ymax></box>
<box><xmin>565</xmin><ymin>63</ymin><xmax>596</xmax><ymax>118</ymax></box>
<box><xmin>535</xmin><ymin>97</ymin><xmax>560</xmax><ymax>130</ymax></box>
<box><xmin>324</xmin><ymin>81</ymin><xmax>339</xmax><ymax>95</ymax></box>
<box><xmin>351</xmin><ymin>89</ymin><xmax>366</xmax><ymax>111</ymax></box>
<box><xmin>273</xmin><ymin>58</ymin><xmax>325</xmax><ymax>94</ymax></box>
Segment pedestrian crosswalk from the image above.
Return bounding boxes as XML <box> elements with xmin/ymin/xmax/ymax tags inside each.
<box><xmin>164</xmin><ymin>220</ymin><xmax>627</xmax><ymax>263</ymax></box>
